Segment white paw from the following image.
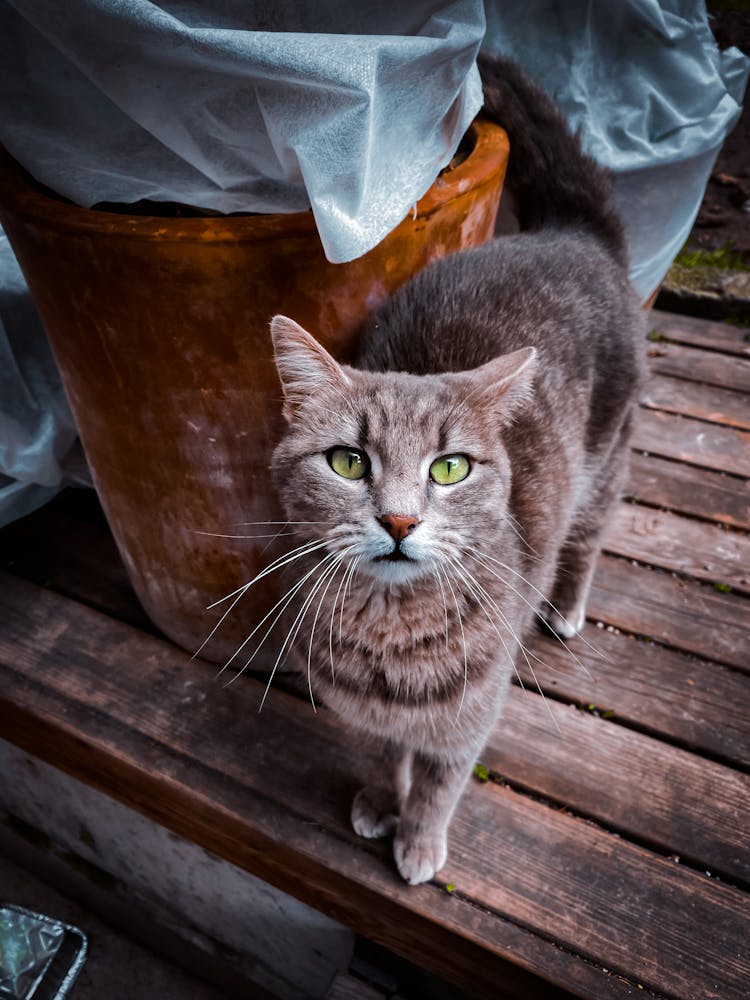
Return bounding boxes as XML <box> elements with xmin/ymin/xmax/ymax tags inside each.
<box><xmin>351</xmin><ymin>787</ymin><xmax>398</xmax><ymax>839</ymax></box>
<box><xmin>541</xmin><ymin>605</ymin><xmax>585</xmax><ymax>640</ymax></box>
<box><xmin>393</xmin><ymin>830</ymin><xmax>448</xmax><ymax>885</ymax></box>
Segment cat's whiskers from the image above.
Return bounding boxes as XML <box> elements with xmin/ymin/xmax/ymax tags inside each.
<box><xmin>449</xmin><ymin>556</ymin><xmax>562</xmax><ymax>736</ymax></box>
<box><xmin>455</xmin><ymin>557</ymin><xmax>546</xmax><ymax>675</ymax></box>
<box><xmin>469</xmin><ymin>547</ymin><xmax>602</xmax><ymax>671</ymax></box>
<box><xmin>221</xmin><ymin>548</ymin><xmax>338</xmax><ymax>683</ymax></box>
<box><xmin>500</xmin><ymin>512</ymin><xmax>543</xmax><ymax>562</ymax></box>
<box><xmin>431</xmin><ymin>568</ymin><xmax>450</xmax><ymax>651</ymax></box>
<box><xmin>256</xmin><ymin>549</ymin><xmax>348</xmax><ymax>710</ymax></box>
<box><xmin>339</xmin><ymin>554</ymin><xmax>362</xmax><ymax>646</ymax></box>
<box><xmin>445</xmin><ymin>556</ymin><xmax>528</xmax><ymax>691</ymax></box>
<box><xmin>207</xmin><ymin>538</ymin><xmax>328</xmax><ymax>610</ymax></box>
<box><xmin>189</xmin><ymin>529</ymin><xmax>299</xmax><ymax>539</ymax></box>
<box><xmin>327</xmin><ymin>554</ymin><xmax>357</xmax><ymax>682</ymax></box>
<box><xmin>469</xmin><ymin>548</ymin><xmax>593</xmax><ymax>681</ymax></box>
<box><xmin>195</xmin><ymin>537</ymin><xmax>329</xmax><ymax>661</ymax></box>
<box><xmin>306</xmin><ymin>548</ymin><xmax>356</xmax><ymax>710</ymax></box>
<box><xmin>231</xmin><ymin>520</ymin><xmax>336</xmax><ymax>526</ymax></box>
<box><xmin>436</xmin><ymin>565</ymin><xmax>468</xmax><ymax>725</ymax></box>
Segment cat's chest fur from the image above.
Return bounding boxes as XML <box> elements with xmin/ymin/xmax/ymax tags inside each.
<box><xmin>300</xmin><ymin>557</ymin><xmax>523</xmax><ymax>748</ymax></box>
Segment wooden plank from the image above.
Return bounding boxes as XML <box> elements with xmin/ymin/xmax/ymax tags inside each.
<box><xmin>2</xmin><ymin>575</ymin><xmax>747</xmax><ymax>1000</ymax></box>
<box><xmin>485</xmin><ymin>688</ymin><xmax>750</xmax><ymax>883</ymax></box>
<box><xmin>0</xmin><ymin>574</ymin><xmax>658</xmax><ymax>1000</ymax></box>
<box><xmin>587</xmin><ymin>555</ymin><xmax>750</xmax><ymax>672</ymax></box>
<box><xmin>603</xmin><ymin>503</ymin><xmax>750</xmax><ymax>595</ymax></box>
<box><xmin>632</xmin><ymin>408</ymin><xmax>750</xmax><ymax>477</ymax></box>
<box><xmin>0</xmin><ymin>492</ymin><xmax>152</xmax><ymax>632</ymax></box>
<box><xmin>4</xmin><ymin>491</ymin><xmax>747</xmax><ymax>766</ymax></box>
<box><xmin>327</xmin><ymin>973</ymin><xmax>386</xmax><ymax>1000</ymax></box>
<box><xmin>646</xmin><ymin>341</ymin><xmax>750</xmax><ymax>393</ymax></box>
<box><xmin>650</xmin><ymin>310</ymin><xmax>750</xmax><ymax>357</ymax></box>
<box><xmin>521</xmin><ymin>626</ymin><xmax>750</xmax><ymax>770</ymax></box>
<box><xmin>626</xmin><ymin>453</ymin><xmax>750</xmax><ymax>530</ymax></box>
<box><xmin>443</xmin><ymin>780</ymin><xmax>750</xmax><ymax>1000</ymax></box>
<box><xmin>4</xmin><ymin>490</ymin><xmax>747</xmax><ymax>764</ymax></box>
<box><xmin>641</xmin><ymin>372</ymin><xmax>750</xmax><ymax>430</ymax></box>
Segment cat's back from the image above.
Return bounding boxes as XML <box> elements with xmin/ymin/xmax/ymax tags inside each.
<box><xmin>355</xmin><ymin>228</ymin><xmax>643</xmax><ymax>382</ymax></box>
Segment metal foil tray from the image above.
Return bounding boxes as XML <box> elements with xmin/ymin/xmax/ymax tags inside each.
<box><xmin>0</xmin><ymin>904</ymin><xmax>87</xmax><ymax>1000</ymax></box>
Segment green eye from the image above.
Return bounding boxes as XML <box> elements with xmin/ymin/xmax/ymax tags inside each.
<box><xmin>327</xmin><ymin>447</ymin><xmax>369</xmax><ymax>480</ymax></box>
<box><xmin>430</xmin><ymin>454</ymin><xmax>470</xmax><ymax>485</ymax></box>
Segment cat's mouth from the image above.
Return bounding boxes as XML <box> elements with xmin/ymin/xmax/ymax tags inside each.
<box><xmin>375</xmin><ymin>549</ymin><xmax>413</xmax><ymax>563</ymax></box>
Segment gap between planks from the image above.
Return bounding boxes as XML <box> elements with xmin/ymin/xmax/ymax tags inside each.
<box><xmin>586</xmin><ymin>554</ymin><xmax>749</xmax><ymax>673</ymax></box>
<box><xmin>485</xmin><ymin>687</ymin><xmax>750</xmax><ymax>887</ymax></box>
<box><xmin>649</xmin><ymin>310</ymin><xmax>750</xmax><ymax>358</ymax></box>
<box><xmin>2</xmin><ymin>574</ymin><xmax>718</xmax><ymax>1000</ymax></box>
<box><xmin>520</xmin><ymin>624</ymin><xmax>750</xmax><ymax>772</ymax></box>
<box><xmin>626</xmin><ymin>452</ymin><xmax>749</xmax><ymax>531</ymax></box>
<box><xmin>603</xmin><ymin>502</ymin><xmax>749</xmax><ymax>595</ymax></box>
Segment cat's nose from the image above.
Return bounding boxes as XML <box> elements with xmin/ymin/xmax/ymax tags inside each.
<box><xmin>377</xmin><ymin>513</ymin><xmax>421</xmax><ymax>543</ymax></box>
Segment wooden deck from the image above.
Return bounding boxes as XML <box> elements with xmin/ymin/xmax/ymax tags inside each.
<box><xmin>0</xmin><ymin>309</ymin><xmax>748</xmax><ymax>1000</ymax></box>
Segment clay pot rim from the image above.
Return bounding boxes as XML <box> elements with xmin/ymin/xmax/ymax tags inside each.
<box><xmin>0</xmin><ymin>117</ymin><xmax>508</xmax><ymax>245</ymax></box>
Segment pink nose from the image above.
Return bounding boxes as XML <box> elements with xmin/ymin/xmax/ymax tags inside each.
<box><xmin>378</xmin><ymin>513</ymin><xmax>420</xmax><ymax>543</ymax></box>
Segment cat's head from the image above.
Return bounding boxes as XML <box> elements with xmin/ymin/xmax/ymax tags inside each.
<box><xmin>270</xmin><ymin>316</ymin><xmax>536</xmax><ymax>586</ymax></box>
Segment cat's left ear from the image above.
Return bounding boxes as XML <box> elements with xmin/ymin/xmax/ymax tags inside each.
<box><xmin>270</xmin><ymin>315</ymin><xmax>351</xmax><ymax>422</ymax></box>
<box><xmin>466</xmin><ymin>346</ymin><xmax>538</xmax><ymax>423</ymax></box>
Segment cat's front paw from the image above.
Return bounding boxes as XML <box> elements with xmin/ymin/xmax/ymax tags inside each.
<box><xmin>393</xmin><ymin>829</ymin><xmax>448</xmax><ymax>885</ymax></box>
<box><xmin>351</xmin><ymin>786</ymin><xmax>398</xmax><ymax>839</ymax></box>
<box><xmin>540</xmin><ymin>603</ymin><xmax>586</xmax><ymax>640</ymax></box>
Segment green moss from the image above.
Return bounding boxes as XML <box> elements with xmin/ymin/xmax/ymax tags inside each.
<box><xmin>713</xmin><ymin>582</ymin><xmax>732</xmax><ymax>594</ymax></box>
<box><xmin>647</xmin><ymin>330</ymin><xmax>672</xmax><ymax>343</ymax></box>
<box><xmin>708</xmin><ymin>0</ymin><xmax>750</xmax><ymax>12</ymax></box>
<box><xmin>586</xmin><ymin>703</ymin><xmax>615</xmax><ymax>719</ymax></box>
<box><xmin>444</xmin><ymin>883</ymin><xmax>456</xmax><ymax>894</ymax></box>
<box><xmin>473</xmin><ymin>762</ymin><xmax>490</xmax><ymax>783</ymax></box>
<box><xmin>723</xmin><ymin>316</ymin><xmax>750</xmax><ymax>331</ymax></box>
<box><xmin>674</xmin><ymin>242</ymin><xmax>747</xmax><ymax>272</ymax></box>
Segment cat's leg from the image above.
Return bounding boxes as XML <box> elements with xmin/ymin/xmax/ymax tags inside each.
<box><xmin>351</xmin><ymin>740</ymin><xmax>412</xmax><ymax>839</ymax></box>
<box><xmin>393</xmin><ymin>748</ymin><xmax>475</xmax><ymax>885</ymax></box>
<box><xmin>541</xmin><ymin>519</ymin><xmax>603</xmax><ymax>639</ymax></box>
<box><xmin>543</xmin><ymin>422</ymin><xmax>632</xmax><ymax>639</ymax></box>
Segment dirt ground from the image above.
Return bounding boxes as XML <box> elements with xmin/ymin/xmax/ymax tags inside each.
<box><xmin>690</xmin><ymin>9</ymin><xmax>750</xmax><ymax>263</ymax></box>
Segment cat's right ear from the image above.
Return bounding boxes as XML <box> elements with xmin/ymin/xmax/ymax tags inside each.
<box><xmin>270</xmin><ymin>315</ymin><xmax>350</xmax><ymax>422</ymax></box>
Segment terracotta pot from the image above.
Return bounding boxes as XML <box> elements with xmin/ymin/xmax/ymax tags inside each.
<box><xmin>0</xmin><ymin>119</ymin><xmax>509</xmax><ymax>664</ymax></box>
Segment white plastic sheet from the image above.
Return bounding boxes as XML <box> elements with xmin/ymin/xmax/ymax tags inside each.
<box><xmin>0</xmin><ymin>0</ymin><xmax>485</xmax><ymax>265</ymax></box>
<box><xmin>483</xmin><ymin>0</ymin><xmax>749</xmax><ymax>298</ymax></box>
<box><xmin>0</xmin><ymin>1</ymin><xmax>748</xmax><ymax>527</ymax></box>
<box><xmin>0</xmin><ymin>230</ymin><xmax>79</xmax><ymax>527</ymax></box>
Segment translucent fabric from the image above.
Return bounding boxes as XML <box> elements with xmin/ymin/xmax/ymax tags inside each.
<box><xmin>483</xmin><ymin>0</ymin><xmax>749</xmax><ymax>298</ymax></box>
<box><xmin>0</xmin><ymin>0</ymin><xmax>484</xmax><ymax>264</ymax></box>
<box><xmin>0</xmin><ymin>0</ymin><xmax>748</xmax><ymax>526</ymax></box>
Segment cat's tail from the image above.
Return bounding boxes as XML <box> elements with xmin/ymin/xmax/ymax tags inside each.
<box><xmin>478</xmin><ymin>52</ymin><xmax>627</xmax><ymax>263</ymax></box>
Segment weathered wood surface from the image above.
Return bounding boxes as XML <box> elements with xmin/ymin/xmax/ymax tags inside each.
<box><xmin>1</xmin><ymin>576</ymin><xmax>748</xmax><ymax>1000</ymax></box>
<box><xmin>587</xmin><ymin>554</ymin><xmax>749</xmax><ymax>671</ymax></box>
<box><xmin>650</xmin><ymin>310</ymin><xmax>750</xmax><ymax>357</ymax></box>
<box><xmin>326</xmin><ymin>973</ymin><xmax>386</xmax><ymax>1000</ymax></box>
<box><xmin>521</xmin><ymin>626</ymin><xmax>750</xmax><ymax>770</ymax></box>
<box><xmin>0</xmin><ymin>577</ymin><xmax>662</xmax><ymax>1000</ymax></box>
<box><xmin>604</xmin><ymin>503</ymin><xmax>749</xmax><ymax>595</ymax></box>
<box><xmin>487</xmin><ymin>689</ymin><xmax>750</xmax><ymax>883</ymax></box>
<box><xmin>641</xmin><ymin>372</ymin><xmax>750</xmax><ymax>429</ymax></box>
<box><xmin>632</xmin><ymin>408</ymin><xmax>750</xmax><ymax>477</ymax></box>
<box><xmin>0</xmin><ymin>310</ymin><xmax>748</xmax><ymax>1000</ymax></box>
<box><xmin>626</xmin><ymin>452</ymin><xmax>749</xmax><ymax>530</ymax></box>
<box><xmin>646</xmin><ymin>341</ymin><xmax>750</xmax><ymax>393</ymax></box>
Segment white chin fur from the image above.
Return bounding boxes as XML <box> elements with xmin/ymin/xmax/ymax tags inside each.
<box><xmin>360</xmin><ymin>558</ymin><xmax>432</xmax><ymax>586</ymax></box>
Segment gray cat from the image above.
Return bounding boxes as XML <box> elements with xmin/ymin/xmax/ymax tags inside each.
<box><xmin>267</xmin><ymin>54</ymin><xmax>645</xmax><ymax>884</ymax></box>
